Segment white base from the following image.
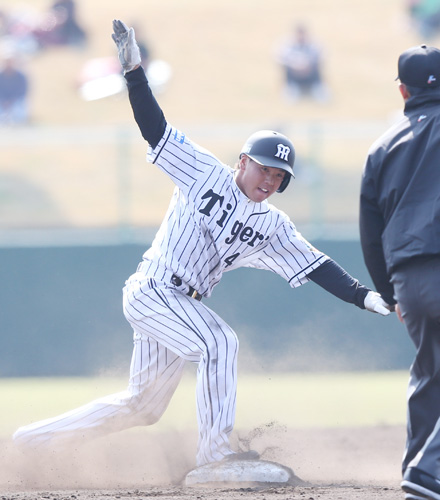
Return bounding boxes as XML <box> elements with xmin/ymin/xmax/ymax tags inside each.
<box><xmin>185</xmin><ymin>459</ymin><xmax>298</xmax><ymax>487</ymax></box>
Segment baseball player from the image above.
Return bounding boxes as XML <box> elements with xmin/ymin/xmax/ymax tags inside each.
<box><xmin>12</xmin><ymin>20</ymin><xmax>391</xmax><ymax>469</ymax></box>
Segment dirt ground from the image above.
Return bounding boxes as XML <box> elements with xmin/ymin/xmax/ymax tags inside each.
<box><xmin>0</xmin><ymin>424</ymin><xmax>406</xmax><ymax>499</ymax></box>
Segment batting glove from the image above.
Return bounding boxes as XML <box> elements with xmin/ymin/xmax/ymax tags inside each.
<box><xmin>112</xmin><ymin>19</ymin><xmax>141</xmax><ymax>74</ymax></box>
<box><xmin>364</xmin><ymin>291</ymin><xmax>391</xmax><ymax>316</ymax></box>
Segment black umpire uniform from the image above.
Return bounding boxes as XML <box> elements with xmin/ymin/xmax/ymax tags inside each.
<box><xmin>360</xmin><ymin>45</ymin><xmax>440</xmax><ymax>497</ymax></box>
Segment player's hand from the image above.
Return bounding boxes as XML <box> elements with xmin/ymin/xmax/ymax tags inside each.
<box><xmin>112</xmin><ymin>19</ymin><xmax>141</xmax><ymax>73</ymax></box>
<box><xmin>364</xmin><ymin>291</ymin><xmax>391</xmax><ymax>316</ymax></box>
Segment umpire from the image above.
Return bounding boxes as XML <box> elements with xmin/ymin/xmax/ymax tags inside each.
<box><xmin>360</xmin><ymin>44</ymin><xmax>440</xmax><ymax>500</ymax></box>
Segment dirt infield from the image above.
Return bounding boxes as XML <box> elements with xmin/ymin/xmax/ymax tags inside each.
<box><xmin>0</xmin><ymin>485</ymin><xmax>402</xmax><ymax>500</ymax></box>
<box><xmin>0</xmin><ymin>425</ymin><xmax>406</xmax><ymax>499</ymax></box>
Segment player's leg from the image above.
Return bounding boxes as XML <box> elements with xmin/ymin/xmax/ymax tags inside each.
<box><xmin>192</xmin><ymin>311</ymin><xmax>238</xmax><ymax>466</ymax></box>
<box><xmin>13</xmin><ymin>335</ymin><xmax>185</xmax><ymax>447</ymax></box>
<box><xmin>123</xmin><ymin>276</ymin><xmax>239</xmax><ymax>466</ymax></box>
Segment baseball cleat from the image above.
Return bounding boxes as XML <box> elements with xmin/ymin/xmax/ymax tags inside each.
<box><xmin>405</xmin><ymin>493</ymin><xmax>430</xmax><ymax>500</ymax></box>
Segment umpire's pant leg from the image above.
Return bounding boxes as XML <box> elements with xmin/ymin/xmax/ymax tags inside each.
<box><xmin>392</xmin><ymin>257</ymin><xmax>440</xmax><ymax>474</ymax></box>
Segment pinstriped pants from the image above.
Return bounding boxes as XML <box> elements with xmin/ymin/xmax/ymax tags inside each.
<box><xmin>13</xmin><ymin>273</ymin><xmax>239</xmax><ymax>467</ymax></box>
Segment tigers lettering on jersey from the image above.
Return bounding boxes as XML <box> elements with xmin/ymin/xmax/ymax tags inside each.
<box><xmin>199</xmin><ymin>188</ymin><xmax>268</xmax><ymax>249</ymax></box>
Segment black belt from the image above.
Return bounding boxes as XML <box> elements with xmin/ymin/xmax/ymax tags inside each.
<box><xmin>171</xmin><ymin>274</ymin><xmax>202</xmax><ymax>301</ymax></box>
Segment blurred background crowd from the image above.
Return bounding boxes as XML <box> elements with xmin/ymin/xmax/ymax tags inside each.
<box><xmin>1</xmin><ymin>0</ymin><xmax>440</xmax><ymax>236</ymax></box>
<box><xmin>1</xmin><ymin>0</ymin><xmax>440</xmax><ymax>125</ymax></box>
<box><xmin>0</xmin><ymin>0</ymin><xmax>87</xmax><ymax>125</ymax></box>
<box><xmin>0</xmin><ymin>0</ymin><xmax>165</xmax><ymax>126</ymax></box>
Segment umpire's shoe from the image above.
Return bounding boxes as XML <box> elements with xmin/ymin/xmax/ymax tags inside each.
<box><xmin>402</xmin><ymin>467</ymin><xmax>440</xmax><ymax>499</ymax></box>
<box><xmin>405</xmin><ymin>493</ymin><xmax>430</xmax><ymax>500</ymax></box>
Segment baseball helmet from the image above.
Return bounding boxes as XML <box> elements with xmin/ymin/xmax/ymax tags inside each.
<box><xmin>239</xmin><ymin>130</ymin><xmax>295</xmax><ymax>193</ymax></box>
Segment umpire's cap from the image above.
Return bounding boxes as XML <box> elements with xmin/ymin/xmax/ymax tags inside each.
<box><xmin>397</xmin><ymin>44</ymin><xmax>440</xmax><ymax>88</ymax></box>
<box><xmin>240</xmin><ymin>130</ymin><xmax>295</xmax><ymax>193</ymax></box>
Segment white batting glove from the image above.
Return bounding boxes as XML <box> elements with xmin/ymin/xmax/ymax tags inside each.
<box><xmin>112</xmin><ymin>19</ymin><xmax>141</xmax><ymax>73</ymax></box>
<box><xmin>364</xmin><ymin>291</ymin><xmax>391</xmax><ymax>316</ymax></box>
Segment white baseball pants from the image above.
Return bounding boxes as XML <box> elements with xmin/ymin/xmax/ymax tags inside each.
<box><xmin>13</xmin><ymin>273</ymin><xmax>239</xmax><ymax>467</ymax></box>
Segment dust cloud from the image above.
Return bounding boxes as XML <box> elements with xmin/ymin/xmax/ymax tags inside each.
<box><xmin>0</xmin><ymin>431</ymin><xmax>197</xmax><ymax>491</ymax></box>
<box><xmin>0</xmin><ymin>425</ymin><xmax>404</xmax><ymax>492</ymax></box>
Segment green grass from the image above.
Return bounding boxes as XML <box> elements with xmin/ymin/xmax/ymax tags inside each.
<box><xmin>2</xmin><ymin>370</ymin><xmax>408</xmax><ymax>439</ymax></box>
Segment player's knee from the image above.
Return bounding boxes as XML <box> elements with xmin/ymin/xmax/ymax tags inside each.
<box><xmin>127</xmin><ymin>393</ymin><xmax>166</xmax><ymax>425</ymax></box>
<box><xmin>205</xmin><ymin>330</ymin><xmax>239</xmax><ymax>356</ymax></box>
<box><xmin>225</xmin><ymin>329</ymin><xmax>239</xmax><ymax>350</ymax></box>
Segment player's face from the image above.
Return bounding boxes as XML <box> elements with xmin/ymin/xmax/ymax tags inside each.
<box><xmin>235</xmin><ymin>156</ymin><xmax>285</xmax><ymax>202</ymax></box>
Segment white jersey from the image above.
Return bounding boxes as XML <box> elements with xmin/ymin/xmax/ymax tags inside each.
<box><xmin>12</xmin><ymin>123</ymin><xmax>329</xmax><ymax>468</ymax></box>
<box><xmin>141</xmin><ymin>124</ymin><xmax>327</xmax><ymax>297</ymax></box>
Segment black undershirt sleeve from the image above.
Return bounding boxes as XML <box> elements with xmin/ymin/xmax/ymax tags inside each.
<box><xmin>124</xmin><ymin>66</ymin><xmax>167</xmax><ymax>149</ymax></box>
<box><xmin>307</xmin><ymin>259</ymin><xmax>371</xmax><ymax>309</ymax></box>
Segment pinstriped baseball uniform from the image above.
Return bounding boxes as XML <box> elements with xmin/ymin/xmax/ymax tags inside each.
<box><xmin>123</xmin><ymin>123</ymin><xmax>328</xmax><ymax>465</ymax></box>
<box><xmin>13</xmin><ymin>22</ymin><xmax>380</xmax><ymax>470</ymax></box>
<box><xmin>139</xmin><ymin>123</ymin><xmax>327</xmax><ymax>295</ymax></box>
<box><xmin>13</xmin><ymin>123</ymin><xmax>328</xmax><ymax>467</ymax></box>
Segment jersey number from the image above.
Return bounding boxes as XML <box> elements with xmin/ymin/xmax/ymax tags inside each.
<box><xmin>224</xmin><ymin>253</ymin><xmax>240</xmax><ymax>267</ymax></box>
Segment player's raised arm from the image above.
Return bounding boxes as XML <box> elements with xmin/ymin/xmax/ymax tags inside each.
<box><xmin>112</xmin><ymin>19</ymin><xmax>166</xmax><ymax>148</ymax></box>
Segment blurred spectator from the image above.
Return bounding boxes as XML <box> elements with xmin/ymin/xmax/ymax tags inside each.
<box><xmin>0</xmin><ymin>56</ymin><xmax>30</xmax><ymax>125</ymax></box>
<box><xmin>276</xmin><ymin>24</ymin><xmax>330</xmax><ymax>103</ymax></box>
<box><xmin>51</xmin><ymin>0</ymin><xmax>87</xmax><ymax>47</ymax></box>
<box><xmin>407</xmin><ymin>0</ymin><xmax>440</xmax><ymax>39</ymax></box>
<box><xmin>0</xmin><ymin>7</ymin><xmax>39</xmax><ymax>56</ymax></box>
<box><xmin>33</xmin><ymin>0</ymin><xmax>87</xmax><ymax>49</ymax></box>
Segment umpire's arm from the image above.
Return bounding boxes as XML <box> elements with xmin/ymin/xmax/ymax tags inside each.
<box><xmin>359</xmin><ymin>170</ymin><xmax>396</xmax><ymax>306</ymax></box>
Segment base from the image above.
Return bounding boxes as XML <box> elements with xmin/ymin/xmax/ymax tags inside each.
<box><xmin>185</xmin><ymin>459</ymin><xmax>304</xmax><ymax>487</ymax></box>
